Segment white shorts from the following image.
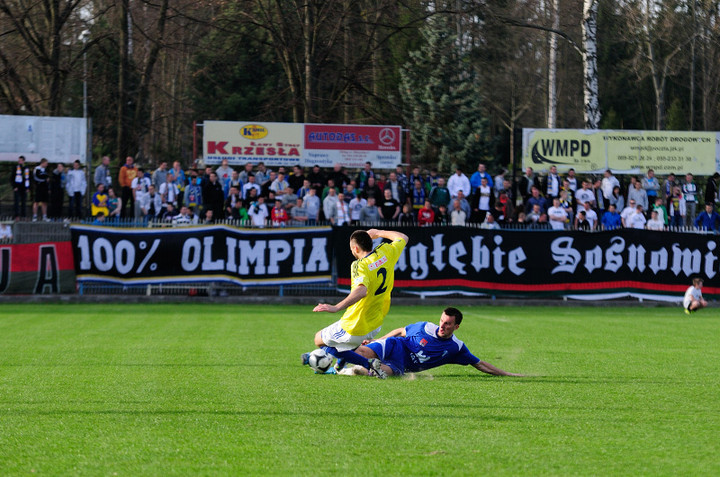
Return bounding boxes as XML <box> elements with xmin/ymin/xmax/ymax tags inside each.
<box><xmin>320</xmin><ymin>320</ymin><xmax>381</xmax><ymax>352</ymax></box>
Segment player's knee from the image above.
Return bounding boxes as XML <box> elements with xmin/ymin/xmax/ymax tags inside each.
<box><xmin>314</xmin><ymin>331</ymin><xmax>325</xmax><ymax>347</ymax></box>
<box><xmin>355</xmin><ymin>345</ymin><xmax>377</xmax><ymax>359</ymax></box>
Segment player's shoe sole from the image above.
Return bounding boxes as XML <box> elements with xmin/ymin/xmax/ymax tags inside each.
<box><xmin>369</xmin><ymin>358</ymin><xmax>387</xmax><ymax>379</ymax></box>
<box><xmin>301</xmin><ymin>352</ymin><xmax>311</xmax><ymax>366</ymax></box>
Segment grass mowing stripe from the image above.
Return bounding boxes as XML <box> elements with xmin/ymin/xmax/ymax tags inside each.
<box><xmin>0</xmin><ymin>304</ymin><xmax>717</xmax><ymax>475</ymax></box>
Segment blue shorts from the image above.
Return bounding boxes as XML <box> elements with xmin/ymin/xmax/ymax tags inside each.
<box><xmin>366</xmin><ymin>338</ymin><xmax>406</xmax><ymax>376</ymax></box>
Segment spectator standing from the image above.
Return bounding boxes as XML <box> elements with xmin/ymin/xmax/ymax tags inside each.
<box><xmin>575</xmin><ymin>210</ymin><xmax>590</xmax><ymax>230</ymax></box>
<box><xmin>409</xmin><ymin>179</ymin><xmax>427</xmax><ymax>210</ymax></box>
<box><xmin>238</xmin><ymin>162</ymin><xmax>254</xmax><ymax>184</ymax></box>
<box><xmin>642</xmin><ymin>169</ymin><xmax>660</xmax><ymax>203</ymax></box>
<box><xmin>152</xmin><ymin>161</ymin><xmax>169</xmax><ymax>190</ymax></box>
<box><xmin>356</xmin><ymin>161</ymin><xmax>374</xmax><ymax>189</ymax></box>
<box><xmin>429</xmin><ymin>177</ymin><xmax>451</xmax><ymax>210</ymax></box>
<box><xmin>663</xmin><ymin>173</ymin><xmax>677</xmax><ymax>206</ymax></box>
<box><xmin>418</xmin><ymin>200</ymin><xmax>435</xmax><ymax>226</ymax></box>
<box><xmin>32</xmin><ymin>158</ymin><xmax>50</xmax><ymax>221</ymax></box>
<box><xmin>378</xmin><ymin>188</ymin><xmax>400</xmax><ymax>224</ymax></box>
<box><xmin>160</xmin><ymin>173</ymin><xmax>180</xmax><ymax>209</ymax></box>
<box><xmin>173</xmin><ymin>205</ymin><xmax>198</xmax><ymax>225</ymax></box>
<box><xmin>224</xmin><ymin>186</ymin><xmax>242</xmax><ymax>219</ymax></box>
<box><xmin>271</xmin><ymin>200</ymin><xmax>288</xmax><ymax>227</ymax></box>
<box><xmin>10</xmin><ymin>155</ymin><xmax>30</xmax><ymax>218</ymax></box>
<box><xmin>601</xmin><ymin>170</ymin><xmax>620</xmax><ymax>201</ymax></box>
<box><xmin>307</xmin><ymin>164</ymin><xmax>325</xmax><ymax>195</ymax></box>
<box><xmin>184</xmin><ymin>171</ymin><xmax>203</xmax><ymax>213</ymax></box>
<box><xmin>385</xmin><ymin>172</ymin><xmax>406</xmax><ymax>205</ymax></box>
<box><xmin>683</xmin><ymin>173</ymin><xmax>698</xmax><ymax>227</ymax></box>
<box><xmin>668</xmin><ymin>186</ymin><xmax>686</xmax><ymax>228</ymax></box>
<box><xmin>471</xmin><ymin>177</ymin><xmax>494</xmax><ymax>223</ymax></box>
<box><xmin>321</xmin><ymin>178</ymin><xmax>341</xmax><ymax>201</ymax></box>
<box><xmin>518</xmin><ymin>167</ymin><xmax>536</xmax><ymax>206</ymax></box>
<box><xmin>146</xmin><ymin>184</ymin><xmax>163</xmax><ymax>218</ymax></box>
<box><xmin>470</xmin><ymin>163</ymin><xmax>494</xmax><ymax>190</ymax></box>
<box><xmin>361</xmin><ymin>176</ymin><xmax>382</xmax><ymax>201</ymax></box>
<box><xmin>480</xmin><ymin>214</ymin><xmax>501</xmax><ymax>230</ymax></box>
<box><xmin>651</xmin><ymin>197</ymin><xmax>668</xmax><ymax>226</ymax></box>
<box><xmin>328</xmin><ymin>164</ymin><xmax>348</xmax><ymax>190</ymax></box>
<box><xmin>407</xmin><ymin>166</ymin><xmax>424</xmax><ymax>195</ymax></box>
<box><xmin>131</xmin><ymin>168</ymin><xmax>151</xmax><ymax>219</ymax></box>
<box><xmin>253</xmin><ymin>162</ymin><xmax>270</xmax><ymax>186</ymax></box>
<box><xmin>94</xmin><ymin>156</ymin><xmax>112</xmax><ymax>189</ymax></box>
<box><xmin>574</xmin><ymin>180</ymin><xmax>595</xmax><ymax>213</ymax></box>
<box><xmin>565</xmin><ymin>168</ymin><xmax>578</xmax><ymax>193</ymax></box>
<box><xmin>607</xmin><ymin>185</ymin><xmax>625</xmax><ymax>213</ymax></box>
<box><xmin>493</xmin><ymin>169</ymin><xmax>507</xmax><ymax>197</ymax></box>
<box><xmin>290</xmin><ymin>197</ymin><xmax>308</xmax><ymax>226</ymax></box>
<box><xmin>398</xmin><ymin>203</ymin><xmax>415</xmax><ymax>225</ymax></box>
<box><xmin>704</xmin><ymin>172</ymin><xmax>719</xmax><ymax>208</ymax></box>
<box><xmin>215</xmin><ymin>159</ymin><xmax>233</xmax><ymax>187</ymax></box>
<box><xmin>202</xmin><ymin>172</ymin><xmax>225</xmax><ymax>219</ymax></box>
<box><xmin>48</xmin><ymin>163</ymin><xmax>66</xmax><ymax>219</ymax></box>
<box><xmin>576</xmin><ymin>202</ymin><xmax>597</xmax><ymax>230</ymax></box>
<box><xmin>242</xmin><ymin>174</ymin><xmax>261</xmax><ymax>199</ymax></box>
<box><xmin>322</xmin><ymin>188</ymin><xmax>339</xmax><ymax>224</ymax></box>
<box><xmin>456</xmin><ymin>190</ymin><xmax>472</xmax><ymax>218</ymax></box>
<box><xmin>66</xmin><ymin>160</ymin><xmax>87</xmax><ymax>218</ymax></box>
<box><xmin>270</xmin><ymin>172</ymin><xmax>289</xmax><ymax>195</ymax></box>
<box><xmin>333</xmin><ymin>193</ymin><xmax>349</xmax><ymax>226</ymax></box>
<box><xmin>118</xmin><ymin>157</ymin><xmax>138</xmax><ymax>218</ymax></box>
<box><xmin>223</xmin><ymin>170</ymin><xmax>242</xmax><ymax>198</ymax></box>
<box><xmin>592</xmin><ymin>178</ymin><xmax>605</xmax><ymax>213</ymax></box>
<box><xmin>447</xmin><ymin>167</ymin><xmax>471</xmax><ymax>199</ymax></box>
<box><xmin>543</xmin><ymin>165</ymin><xmax>561</xmax><ymax>199</ymax></box>
<box><xmin>525</xmin><ymin>186</ymin><xmax>548</xmax><ymax>215</ymax></box>
<box><xmin>304</xmin><ymin>187</ymin><xmax>321</xmax><ymax>225</ymax></box>
<box><xmin>627</xmin><ymin>180</ymin><xmax>648</xmax><ymax>212</ymax></box>
<box><xmin>695</xmin><ymin>203</ymin><xmax>720</xmax><ymax>231</ymax></box>
<box><xmin>434</xmin><ymin>205</ymin><xmax>449</xmax><ymax>225</ymax></box>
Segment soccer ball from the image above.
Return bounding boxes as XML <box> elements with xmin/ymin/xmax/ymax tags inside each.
<box><xmin>308</xmin><ymin>349</ymin><xmax>333</xmax><ymax>373</ymax></box>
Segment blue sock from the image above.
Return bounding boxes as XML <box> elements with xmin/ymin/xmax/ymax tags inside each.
<box><xmin>322</xmin><ymin>346</ymin><xmax>370</xmax><ymax>370</ymax></box>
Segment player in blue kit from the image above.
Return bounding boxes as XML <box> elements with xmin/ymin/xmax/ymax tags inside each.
<box><xmin>346</xmin><ymin>307</ymin><xmax>523</xmax><ymax>378</ymax></box>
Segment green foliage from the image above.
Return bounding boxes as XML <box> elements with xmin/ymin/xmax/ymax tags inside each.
<box><xmin>399</xmin><ymin>14</ymin><xmax>491</xmax><ymax>172</ymax></box>
<box><xmin>666</xmin><ymin>97</ymin><xmax>689</xmax><ymax>130</ymax></box>
<box><xmin>1</xmin><ymin>303</ymin><xmax>719</xmax><ymax>475</ymax></box>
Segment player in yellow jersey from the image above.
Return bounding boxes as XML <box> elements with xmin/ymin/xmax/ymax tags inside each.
<box><xmin>302</xmin><ymin>228</ymin><xmax>408</xmax><ymax>378</ymax></box>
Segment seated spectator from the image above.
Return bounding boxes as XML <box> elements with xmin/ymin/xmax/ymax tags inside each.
<box><xmin>607</xmin><ymin>185</ymin><xmax>625</xmax><ymax>212</ymax></box>
<box><xmin>620</xmin><ymin>199</ymin><xmax>637</xmax><ymax>228</ymax></box>
<box><xmin>173</xmin><ymin>205</ymin><xmax>198</xmax><ymax>225</ymax></box>
<box><xmin>547</xmin><ymin>198</ymin><xmax>568</xmax><ymax>231</ymax></box>
<box><xmin>91</xmin><ymin>184</ymin><xmax>109</xmax><ymax>218</ymax></box>
<box><xmin>646</xmin><ymin>210</ymin><xmax>665</xmax><ymax>231</ymax></box>
<box><xmin>359</xmin><ymin>196</ymin><xmax>380</xmax><ymax>223</ymax></box>
<box><xmin>271</xmin><ymin>199</ymin><xmax>288</xmax><ymax>227</ymax></box>
<box><xmin>242</xmin><ymin>173</ymin><xmax>261</xmax><ymax>199</ymax></box>
<box><xmin>526</xmin><ymin>204</ymin><xmax>548</xmax><ymax>229</ymax></box>
<box><xmin>203</xmin><ymin>209</ymin><xmax>215</xmax><ymax>224</ymax></box>
<box><xmin>280</xmin><ymin>186</ymin><xmax>298</xmax><ymax>209</ymax></box>
<box><xmin>378</xmin><ymin>188</ymin><xmax>400</xmax><ymax>224</ymax></box>
<box><xmin>628</xmin><ymin>204</ymin><xmax>647</xmax><ymax>229</ymax></box>
<box><xmin>694</xmin><ymin>203</ymin><xmax>720</xmax><ymax>231</ymax></box>
<box><xmin>480</xmin><ymin>213</ymin><xmax>501</xmax><ymax>230</ymax></box>
<box><xmin>270</xmin><ymin>171</ymin><xmax>289</xmax><ymax>195</ymax></box>
<box><xmin>92</xmin><ymin>212</ymin><xmax>106</xmax><ymax>225</ymax></box>
<box><xmin>490</xmin><ymin>200</ymin><xmax>507</xmax><ymax>226</ymax></box>
<box><xmin>0</xmin><ymin>223</ymin><xmax>13</xmax><ymax>240</ymax></box>
<box><xmin>628</xmin><ymin>179</ymin><xmax>648</xmax><ymax>212</ymax></box>
<box><xmin>418</xmin><ymin>200</ymin><xmax>435</xmax><ymax>226</ymax></box>
<box><xmin>161</xmin><ymin>203</ymin><xmax>177</xmax><ymax>221</ymax></box>
<box><xmin>601</xmin><ymin>204</ymin><xmax>622</xmax><ymax>230</ymax></box>
<box><xmin>348</xmin><ymin>193</ymin><xmax>367</xmax><ymax>225</ymax></box>
<box><xmin>434</xmin><ymin>204</ymin><xmax>449</xmax><ymax>225</ymax></box>
<box><xmin>290</xmin><ymin>198</ymin><xmax>308</xmax><ymax>226</ymax></box>
<box><xmin>580</xmin><ymin>201</ymin><xmax>598</xmax><ymax>230</ymax></box>
<box><xmin>223</xmin><ymin>170</ymin><xmax>242</xmax><ymax>198</ymax></box>
<box><xmin>398</xmin><ymin>203</ymin><xmax>415</xmax><ymax>225</ymax></box>
<box><xmin>576</xmin><ymin>210</ymin><xmax>590</xmax><ymax>231</ymax></box>
<box><xmin>225</xmin><ymin>186</ymin><xmax>243</xmax><ymax>218</ymax></box>
<box><xmin>297</xmin><ymin>178</ymin><xmax>313</xmax><ymax>199</ymax></box>
<box><xmin>107</xmin><ymin>187</ymin><xmax>122</xmax><ymax>221</ymax></box>
<box><xmin>248</xmin><ymin>196</ymin><xmax>269</xmax><ymax>228</ymax></box>
<box><xmin>524</xmin><ymin>186</ymin><xmax>548</xmax><ymax>215</ymax></box>
<box><xmin>450</xmin><ymin>199</ymin><xmax>467</xmax><ymax>226</ymax></box>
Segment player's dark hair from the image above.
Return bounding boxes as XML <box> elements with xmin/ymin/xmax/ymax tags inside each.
<box><xmin>693</xmin><ymin>277</ymin><xmax>704</xmax><ymax>287</ymax></box>
<box><xmin>443</xmin><ymin>307</ymin><xmax>463</xmax><ymax>325</ymax></box>
<box><xmin>350</xmin><ymin>230</ymin><xmax>373</xmax><ymax>252</ymax></box>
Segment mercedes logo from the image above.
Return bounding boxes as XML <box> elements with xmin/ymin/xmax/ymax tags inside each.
<box><xmin>379</xmin><ymin>128</ymin><xmax>395</xmax><ymax>145</ymax></box>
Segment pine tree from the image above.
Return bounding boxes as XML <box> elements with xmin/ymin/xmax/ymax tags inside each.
<box><xmin>399</xmin><ymin>14</ymin><xmax>491</xmax><ymax>172</ymax></box>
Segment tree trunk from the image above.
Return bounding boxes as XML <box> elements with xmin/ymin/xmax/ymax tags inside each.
<box><xmin>117</xmin><ymin>0</ymin><xmax>130</xmax><ymax>161</ymax></box>
<box><xmin>547</xmin><ymin>0</ymin><xmax>559</xmax><ymax>128</ymax></box>
<box><xmin>304</xmin><ymin>1</ymin><xmax>313</xmax><ymax>122</ymax></box>
<box><xmin>582</xmin><ymin>0</ymin><xmax>600</xmax><ymax>129</ymax></box>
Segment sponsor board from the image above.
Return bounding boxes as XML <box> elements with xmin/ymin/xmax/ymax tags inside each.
<box><xmin>523</xmin><ymin>128</ymin><xmax>718</xmax><ymax>175</ymax></box>
<box><xmin>0</xmin><ymin>115</ymin><xmax>88</xmax><ymax>164</ymax></box>
<box><xmin>203</xmin><ymin>121</ymin><xmax>401</xmax><ymax>169</ymax></box>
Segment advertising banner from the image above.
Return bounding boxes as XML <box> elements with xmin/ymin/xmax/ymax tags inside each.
<box><xmin>70</xmin><ymin>225</ymin><xmax>333</xmax><ymax>286</ymax></box>
<box><xmin>0</xmin><ymin>242</ymin><xmax>76</xmax><ymax>294</ymax></box>
<box><xmin>0</xmin><ymin>115</ymin><xmax>88</xmax><ymax>163</ymax></box>
<box><xmin>203</xmin><ymin>121</ymin><xmax>402</xmax><ymax>169</ymax></box>
<box><xmin>522</xmin><ymin>128</ymin><xmax>718</xmax><ymax>175</ymax></box>
<box><xmin>333</xmin><ymin>226</ymin><xmax>720</xmax><ymax>299</ymax></box>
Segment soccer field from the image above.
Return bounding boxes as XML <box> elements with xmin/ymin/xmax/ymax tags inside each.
<box><xmin>0</xmin><ymin>303</ymin><xmax>717</xmax><ymax>475</ymax></box>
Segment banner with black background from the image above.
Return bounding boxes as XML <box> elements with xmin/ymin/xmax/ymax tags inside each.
<box><xmin>70</xmin><ymin>225</ymin><xmax>333</xmax><ymax>285</ymax></box>
<box><xmin>333</xmin><ymin>226</ymin><xmax>720</xmax><ymax>298</ymax></box>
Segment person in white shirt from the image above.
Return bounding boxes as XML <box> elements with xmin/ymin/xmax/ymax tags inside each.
<box><xmin>547</xmin><ymin>198</ymin><xmax>568</xmax><ymax>231</ymax></box>
<box><xmin>646</xmin><ymin>210</ymin><xmax>665</xmax><ymax>231</ymax></box>
<box><xmin>172</xmin><ymin>205</ymin><xmax>198</xmax><ymax>225</ymax></box>
<box><xmin>574</xmin><ymin>180</ymin><xmax>595</xmax><ymax>213</ymax></box>
<box><xmin>131</xmin><ymin>168</ymin><xmax>152</xmax><ymax>219</ymax></box>
<box><xmin>683</xmin><ymin>277</ymin><xmax>707</xmax><ymax>314</ymax></box>
<box><xmin>348</xmin><ymin>194</ymin><xmax>367</xmax><ymax>224</ymax></box>
<box><xmin>628</xmin><ymin>205</ymin><xmax>647</xmax><ymax>229</ymax></box>
<box><xmin>242</xmin><ymin>174</ymin><xmax>262</xmax><ymax>199</ymax></box>
<box><xmin>620</xmin><ymin>199</ymin><xmax>637</xmax><ymax>228</ymax></box>
<box><xmin>159</xmin><ymin>173</ymin><xmax>179</xmax><ymax>208</ymax></box>
<box><xmin>333</xmin><ymin>193</ymin><xmax>350</xmax><ymax>226</ymax></box>
<box><xmin>601</xmin><ymin>170</ymin><xmax>620</xmax><ymax>200</ymax></box>
<box><xmin>66</xmin><ymin>160</ymin><xmax>87</xmax><ymax>218</ymax></box>
<box><xmin>447</xmin><ymin>167</ymin><xmax>471</xmax><ymax>199</ymax></box>
<box><xmin>577</xmin><ymin>201</ymin><xmax>597</xmax><ymax>230</ymax></box>
<box><xmin>248</xmin><ymin>196</ymin><xmax>269</xmax><ymax>227</ymax></box>
<box><xmin>450</xmin><ymin>199</ymin><xmax>467</xmax><ymax>225</ymax></box>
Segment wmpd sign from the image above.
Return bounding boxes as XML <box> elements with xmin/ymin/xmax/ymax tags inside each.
<box><xmin>203</xmin><ymin>121</ymin><xmax>401</xmax><ymax>169</ymax></box>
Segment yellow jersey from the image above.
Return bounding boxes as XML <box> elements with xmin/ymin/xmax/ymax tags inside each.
<box><xmin>340</xmin><ymin>238</ymin><xmax>406</xmax><ymax>335</ymax></box>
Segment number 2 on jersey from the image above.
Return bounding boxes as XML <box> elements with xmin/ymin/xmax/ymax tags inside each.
<box><xmin>375</xmin><ymin>268</ymin><xmax>388</xmax><ymax>295</ymax></box>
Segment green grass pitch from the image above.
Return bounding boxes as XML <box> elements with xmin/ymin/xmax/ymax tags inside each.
<box><xmin>0</xmin><ymin>303</ymin><xmax>718</xmax><ymax>475</ymax></box>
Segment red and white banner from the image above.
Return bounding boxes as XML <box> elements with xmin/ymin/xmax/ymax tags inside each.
<box><xmin>203</xmin><ymin>121</ymin><xmax>402</xmax><ymax>169</ymax></box>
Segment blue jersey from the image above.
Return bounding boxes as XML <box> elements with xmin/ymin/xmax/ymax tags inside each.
<box><xmin>367</xmin><ymin>321</ymin><xmax>480</xmax><ymax>375</ymax></box>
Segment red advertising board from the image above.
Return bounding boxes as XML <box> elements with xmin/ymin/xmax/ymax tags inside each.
<box><xmin>304</xmin><ymin>124</ymin><xmax>400</xmax><ymax>151</ymax></box>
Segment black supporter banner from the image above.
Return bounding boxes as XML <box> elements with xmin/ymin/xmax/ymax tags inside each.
<box><xmin>70</xmin><ymin>225</ymin><xmax>333</xmax><ymax>285</ymax></box>
<box><xmin>333</xmin><ymin>226</ymin><xmax>720</xmax><ymax>298</ymax></box>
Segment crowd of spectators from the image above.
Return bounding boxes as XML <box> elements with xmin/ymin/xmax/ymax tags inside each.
<box><xmin>7</xmin><ymin>154</ymin><xmax>720</xmax><ymax>232</ymax></box>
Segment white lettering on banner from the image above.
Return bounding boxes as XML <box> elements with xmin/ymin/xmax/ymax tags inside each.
<box><xmin>409</xmin><ymin>243</ymin><xmax>429</xmax><ymax>280</ymax></box>
<box><xmin>307</xmin><ymin>238</ymin><xmax>329</xmax><ymax>272</ymax></box>
<box><xmin>471</xmin><ymin>236</ymin><xmax>489</xmax><ymax>272</ymax></box>
<box><xmin>432</xmin><ymin>234</ymin><xmax>445</xmax><ymax>271</ymax></box>
<box><xmin>203</xmin><ymin>236</ymin><xmax>224</xmax><ymax>271</ymax></box>
<box><xmin>492</xmin><ymin>235</ymin><xmax>505</xmax><ymax>275</ymax></box>
<box><xmin>226</xmin><ymin>237</ymin><xmax>237</xmax><ymax>272</ymax></box>
<box><xmin>182</xmin><ymin>238</ymin><xmax>201</xmax><ymax>271</ymax></box>
<box><xmin>292</xmin><ymin>239</ymin><xmax>305</xmax><ymax>273</ymax></box>
<box><xmin>508</xmin><ymin>248</ymin><xmax>527</xmax><ymax>275</ymax></box>
<box><xmin>448</xmin><ymin>242</ymin><xmax>467</xmax><ymax>275</ymax></box>
<box><xmin>238</xmin><ymin>240</ymin><xmax>266</xmax><ymax>274</ymax></box>
<box><xmin>550</xmin><ymin>235</ymin><xmax>718</xmax><ymax>278</ymax></box>
<box><xmin>268</xmin><ymin>240</ymin><xmax>292</xmax><ymax>274</ymax></box>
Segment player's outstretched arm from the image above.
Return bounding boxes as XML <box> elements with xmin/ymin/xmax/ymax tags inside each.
<box><xmin>472</xmin><ymin>361</ymin><xmax>524</xmax><ymax>377</ymax></box>
<box><xmin>313</xmin><ymin>285</ymin><xmax>367</xmax><ymax>313</ymax></box>
<box><xmin>366</xmin><ymin>229</ymin><xmax>409</xmax><ymax>244</ymax></box>
<box><xmin>361</xmin><ymin>327</ymin><xmax>406</xmax><ymax>345</ymax></box>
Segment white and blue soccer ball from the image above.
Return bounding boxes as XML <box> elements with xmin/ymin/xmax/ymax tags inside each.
<box><xmin>308</xmin><ymin>349</ymin><xmax>333</xmax><ymax>373</ymax></box>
